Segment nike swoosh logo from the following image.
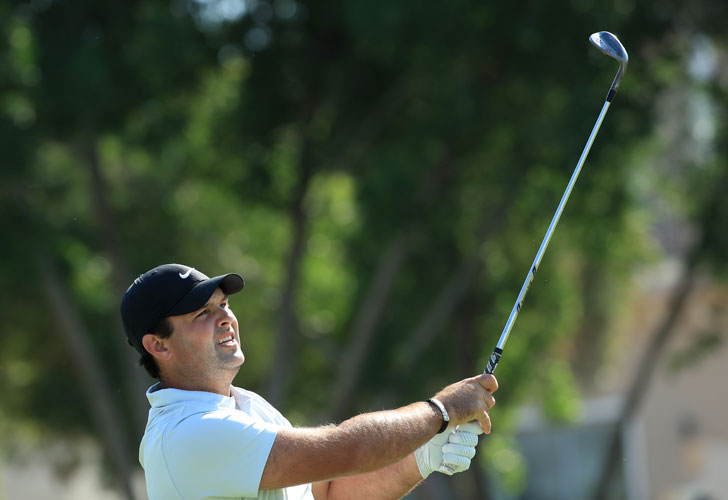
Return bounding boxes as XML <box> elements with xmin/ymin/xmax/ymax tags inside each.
<box><xmin>179</xmin><ymin>268</ymin><xmax>194</xmax><ymax>279</ymax></box>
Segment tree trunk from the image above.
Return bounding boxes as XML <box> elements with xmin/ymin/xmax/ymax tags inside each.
<box><xmin>570</xmin><ymin>264</ymin><xmax>612</xmax><ymax>392</ymax></box>
<box><xmin>593</xmin><ymin>251</ymin><xmax>699</xmax><ymax>500</ymax></box>
<box><xmin>266</xmin><ymin>130</ymin><xmax>315</xmax><ymax>407</ymax></box>
<box><xmin>454</xmin><ymin>290</ymin><xmax>491</xmax><ymax>500</ymax></box>
<box><xmin>39</xmin><ymin>254</ymin><xmax>139</xmax><ymax>500</ymax></box>
<box><xmin>592</xmin><ymin>158</ymin><xmax>727</xmax><ymax>499</ymax></box>
<box><xmin>83</xmin><ymin>140</ymin><xmax>150</xmax><ymax>435</ymax></box>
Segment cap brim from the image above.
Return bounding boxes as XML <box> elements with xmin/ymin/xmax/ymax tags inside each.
<box><xmin>166</xmin><ymin>273</ymin><xmax>244</xmax><ymax>316</ymax></box>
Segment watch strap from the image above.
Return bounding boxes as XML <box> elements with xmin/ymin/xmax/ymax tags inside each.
<box><xmin>427</xmin><ymin>398</ymin><xmax>450</xmax><ymax>433</ymax></box>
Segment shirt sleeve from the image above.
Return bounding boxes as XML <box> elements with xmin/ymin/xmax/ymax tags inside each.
<box><xmin>161</xmin><ymin>408</ymin><xmax>279</xmax><ymax>498</ymax></box>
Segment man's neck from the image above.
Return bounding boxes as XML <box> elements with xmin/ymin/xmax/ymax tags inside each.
<box><xmin>160</xmin><ymin>369</ymin><xmax>238</xmax><ymax>396</ymax></box>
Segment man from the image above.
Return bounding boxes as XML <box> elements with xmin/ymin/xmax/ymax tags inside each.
<box><xmin>121</xmin><ymin>263</ymin><xmax>497</xmax><ymax>499</ymax></box>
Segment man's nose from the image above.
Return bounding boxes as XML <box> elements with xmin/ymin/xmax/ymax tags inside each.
<box><xmin>216</xmin><ymin>307</ymin><xmax>234</xmax><ymax>327</ymax></box>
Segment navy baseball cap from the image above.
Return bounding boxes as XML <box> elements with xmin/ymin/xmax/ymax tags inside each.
<box><xmin>121</xmin><ymin>264</ymin><xmax>244</xmax><ymax>354</ymax></box>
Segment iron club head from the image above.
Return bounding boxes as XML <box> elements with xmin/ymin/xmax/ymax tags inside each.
<box><xmin>589</xmin><ymin>31</ymin><xmax>629</xmax><ymax>100</ymax></box>
<box><xmin>589</xmin><ymin>32</ymin><xmax>629</xmax><ymax>66</ymax></box>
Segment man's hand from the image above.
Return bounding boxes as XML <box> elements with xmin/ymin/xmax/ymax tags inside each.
<box><xmin>414</xmin><ymin>423</ymin><xmax>484</xmax><ymax>479</ymax></box>
<box><xmin>432</xmin><ymin>374</ymin><xmax>497</xmax><ymax>432</ymax></box>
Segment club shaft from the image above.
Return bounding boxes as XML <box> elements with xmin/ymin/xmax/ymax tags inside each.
<box><xmin>484</xmin><ymin>99</ymin><xmax>612</xmax><ymax>375</ymax></box>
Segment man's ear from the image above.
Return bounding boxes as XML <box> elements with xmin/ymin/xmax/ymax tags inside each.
<box><xmin>142</xmin><ymin>334</ymin><xmax>173</xmax><ymax>361</ymax></box>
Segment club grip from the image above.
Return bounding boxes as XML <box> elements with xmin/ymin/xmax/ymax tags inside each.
<box><xmin>484</xmin><ymin>347</ymin><xmax>503</xmax><ymax>375</ymax></box>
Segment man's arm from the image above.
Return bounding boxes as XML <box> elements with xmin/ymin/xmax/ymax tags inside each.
<box><xmin>310</xmin><ymin>453</ymin><xmax>422</xmax><ymax>500</ymax></box>
<box><xmin>258</xmin><ymin>374</ymin><xmax>497</xmax><ymax>490</ymax></box>
<box><xmin>310</xmin><ymin>423</ymin><xmax>484</xmax><ymax>500</ymax></box>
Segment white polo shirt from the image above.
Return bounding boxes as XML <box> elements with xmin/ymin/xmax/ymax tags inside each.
<box><xmin>140</xmin><ymin>383</ymin><xmax>315</xmax><ymax>500</ymax></box>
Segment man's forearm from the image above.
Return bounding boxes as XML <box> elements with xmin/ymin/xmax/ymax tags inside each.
<box><xmin>261</xmin><ymin>374</ymin><xmax>497</xmax><ymax>490</ymax></box>
<box><xmin>312</xmin><ymin>453</ymin><xmax>423</xmax><ymax>500</ymax></box>
<box><xmin>334</xmin><ymin>402</ymin><xmax>443</xmax><ymax>472</ymax></box>
<box><xmin>261</xmin><ymin>401</ymin><xmax>443</xmax><ymax>489</ymax></box>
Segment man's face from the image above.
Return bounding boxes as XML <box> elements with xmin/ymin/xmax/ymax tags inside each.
<box><xmin>165</xmin><ymin>288</ymin><xmax>244</xmax><ymax>376</ymax></box>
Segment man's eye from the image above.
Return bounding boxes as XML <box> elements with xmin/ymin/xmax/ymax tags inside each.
<box><xmin>196</xmin><ymin>310</ymin><xmax>207</xmax><ymax>318</ymax></box>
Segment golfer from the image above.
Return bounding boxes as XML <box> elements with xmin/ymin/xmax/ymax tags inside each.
<box><xmin>121</xmin><ymin>264</ymin><xmax>497</xmax><ymax>500</ymax></box>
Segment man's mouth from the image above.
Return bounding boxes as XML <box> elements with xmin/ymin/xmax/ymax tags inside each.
<box><xmin>218</xmin><ymin>334</ymin><xmax>237</xmax><ymax>347</ymax></box>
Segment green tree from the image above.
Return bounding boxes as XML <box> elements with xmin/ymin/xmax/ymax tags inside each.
<box><xmin>1</xmin><ymin>1</ymin><xmax>727</xmax><ymax>499</ymax></box>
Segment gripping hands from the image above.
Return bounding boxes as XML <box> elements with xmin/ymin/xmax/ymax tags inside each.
<box><xmin>414</xmin><ymin>423</ymin><xmax>484</xmax><ymax>478</ymax></box>
<box><xmin>415</xmin><ymin>374</ymin><xmax>497</xmax><ymax>479</ymax></box>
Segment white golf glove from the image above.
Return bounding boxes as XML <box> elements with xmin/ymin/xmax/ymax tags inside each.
<box><xmin>414</xmin><ymin>422</ymin><xmax>483</xmax><ymax>478</ymax></box>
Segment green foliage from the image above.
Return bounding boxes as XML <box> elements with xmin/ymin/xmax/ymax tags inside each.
<box><xmin>1</xmin><ymin>0</ymin><xmax>728</xmax><ymax>497</ymax></box>
<box><xmin>540</xmin><ymin>361</ymin><xmax>582</xmax><ymax>422</ymax></box>
<box><xmin>482</xmin><ymin>432</ymin><xmax>527</xmax><ymax>496</ymax></box>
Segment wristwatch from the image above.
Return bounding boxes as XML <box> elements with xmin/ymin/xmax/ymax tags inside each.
<box><xmin>427</xmin><ymin>398</ymin><xmax>450</xmax><ymax>433</ymax></box>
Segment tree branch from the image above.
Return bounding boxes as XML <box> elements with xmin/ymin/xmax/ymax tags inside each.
<box><xmin>392</xmin><ymin>202</ymin><xmax>507</xmax><ymax>380</ymax></box>
<box><xmin>326</xmin><ymin>150</ymin><xmax>459</xmax><ymax>419</ymax></box>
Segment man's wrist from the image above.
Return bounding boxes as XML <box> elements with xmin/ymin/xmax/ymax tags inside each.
<box><xmin>426</xmin><ymin>398</ymin><xmax>449</xmax><ymax>433</ymax></box>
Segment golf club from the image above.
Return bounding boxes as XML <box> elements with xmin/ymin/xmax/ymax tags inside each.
<box><xmin>483</xmin><ymin>31</ymin><xmax>629</xmax><ymax>375</ymax></box>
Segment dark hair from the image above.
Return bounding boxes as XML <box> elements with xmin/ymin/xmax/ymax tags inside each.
<box><xmin>139</xmin><ymin>317</ymin><xmax>174</xmax><ymax>379</ymax></box>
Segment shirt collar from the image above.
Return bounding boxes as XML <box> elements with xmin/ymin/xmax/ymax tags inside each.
<box><xmin>146</xmin><ymin>382</ymin><xmax>236</xmax><ymax>410</ymax></box>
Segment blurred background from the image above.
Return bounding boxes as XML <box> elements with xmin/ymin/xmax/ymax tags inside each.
<box><xmin>1</xmin><ymin>0</ymin><xmax>727</xmax><ymax>499</ymax></box>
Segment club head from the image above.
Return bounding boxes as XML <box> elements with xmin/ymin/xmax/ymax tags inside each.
<box><xmin>589</xmin><ymin>31</ymin><xmax>628</xmax><ymax>67</ymax></box>
<box><xmin>589</xmin><ymin>31</ymin><xmax>629</xmax><ymax>100</ymax></box>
